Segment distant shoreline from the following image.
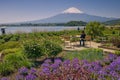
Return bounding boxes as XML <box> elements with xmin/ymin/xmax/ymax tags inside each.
<box><xmin>0</xmin><ymin>21</ymin><xmax>87</xmax><ymax>27</ymax></box>
<box><xmin>0</xmin><ymin>26</ymin><xmax>85</xmax><ymax>35</ymax></box>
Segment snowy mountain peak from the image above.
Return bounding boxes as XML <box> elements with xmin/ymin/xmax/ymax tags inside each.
<box><xmin>62</xmin><ymin>7</ymin><xmax>84</xmax><ymax>14</ymax></box>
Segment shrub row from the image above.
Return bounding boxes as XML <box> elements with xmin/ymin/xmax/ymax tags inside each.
<box><xmin>0</xmin><ymin>34</ymin><xmax>20</xmax><ymax>44</ymax></box>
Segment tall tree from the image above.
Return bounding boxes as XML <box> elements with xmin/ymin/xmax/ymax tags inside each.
<box><xmin>85</xmin><ymin>22</ymin><xmax>105</xmax><ymax>40</ymax></box>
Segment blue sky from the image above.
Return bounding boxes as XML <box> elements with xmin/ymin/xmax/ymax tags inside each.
<box><xmin>0</xmin><ymin>0</ymin><xmax>120</xmax><ymax>23</ymax></box>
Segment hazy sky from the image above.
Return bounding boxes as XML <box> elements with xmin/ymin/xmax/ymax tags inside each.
<box><xmin>0</xmin><ymin>0</ymin><xmax>120</xmax><ymax>23</ymax></box>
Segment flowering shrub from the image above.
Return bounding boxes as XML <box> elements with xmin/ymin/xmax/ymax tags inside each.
<box><xmin>1</xmin><ymin>53</ymin><xmax>120</xmax><ymax>80</ymax></box>
<box><xmin>3</xmin><ymin>58</ymin><xmax>90</xmax><ymax>80</ymax></box>
<box><xmin>39</xmin><ymin>58</ymin><xmax>90</xmax><ymax>80</ymax></box>
<box><xmin>43</xmin><ymin>40</ymin><xmax>62</xmax><ymax>57</ymax></box>
<box><xmin>23</xmin><ymin>40</ymin><xmax>62</xmax><ymax>59</ymax></box>
<box><xmin>23</xmin><ymin>41</ymin><xmax>44</xmax><ymax>59</ymax></box>
<box><xmin>83</xmin><ymin>53</ymin><xmax>120</xmax><ymax>80</ymax></box>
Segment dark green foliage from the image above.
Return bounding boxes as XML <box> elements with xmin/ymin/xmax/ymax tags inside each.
<box><xmin>10</xmin><ymin>34</ymin><xmax>20</xmax><ymax>41</ymax></box>
<box><xmin>23</xmin><ymin>41</ymin><xmax>44</xmax><ymax>59</ymax></box>
<box><xmin>43</xmin><ymin>40</ymin><xmax>62</xmax><ymax>57</ymax></box>
<box><xmin>3</xmin><ymin>34</ymin><xmax>13</xmax><ymax>42</ymax></box>
<box><xmin>65</xmin><ymin>21</ymin><xmax>87</xmax><ymax>26</ymax></box>
<box><xmin>112</xmin><ymin>30</ymin><xmax>115</xmax><ymax>34</ymax></box>
<box><xmin>0</xmin><ymin>34</ymin><xmax>20</xmax><ymax>43</ymax></box>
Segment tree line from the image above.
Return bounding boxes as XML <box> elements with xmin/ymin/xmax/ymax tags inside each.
<box><xmin>0</xmin><ymin>21</ymin><xmax>87</xmax><ymax>27</ymax></box>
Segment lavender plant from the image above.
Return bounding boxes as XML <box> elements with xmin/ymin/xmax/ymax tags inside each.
<box><xmin>1</xmin><ymin>53</ymin><xmax>120</xmax><ymax>80</ymax></box>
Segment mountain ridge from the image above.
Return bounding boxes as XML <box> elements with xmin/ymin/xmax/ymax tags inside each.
<box><xmin>104</xmin><ymin>19</ymin><xmax>120</xmax><ymax>25</ymax></box>
<box><xmin>1</xmin><ymin>7</ymin><xmax>117</xmax><ymax>24</ymax></box>
<box><xmin>28</xmin><ymin>13</ymin><xmax>115</xmax><ymax>23</ymax></box>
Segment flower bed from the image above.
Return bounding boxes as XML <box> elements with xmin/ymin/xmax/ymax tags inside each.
<box><xmin>1</xmin><ymin>53</ymin><xmax>120</xmax><ymax>80</ymax></box>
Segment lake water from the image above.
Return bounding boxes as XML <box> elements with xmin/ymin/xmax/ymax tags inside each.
<box><xmin>0</xmin><ymin>26</ymin><xmax>84</xmax><ymax>34</ymax></box>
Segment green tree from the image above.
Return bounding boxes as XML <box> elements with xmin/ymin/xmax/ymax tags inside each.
<box><xmin>85</xmin><ymin>22</ymin><xmax>105</xmax><ymax>40</ymax></box>
<box><xmin>65</xmin><ymin>21</ymin><xmax>87</xmax><ymax>26</ymax></box>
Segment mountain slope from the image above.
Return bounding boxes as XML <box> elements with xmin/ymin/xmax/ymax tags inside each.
<box><xmin>29</xmin><ymin>13</ymin><xmax>115</xmax><ymax>23</ymax></box>
<box><xmin>25</xmin><ymin>7</ymin><xmax>116</xmax><ymax>23</ymax></box>
<box><xmin>104</xmin><ymin>19</ymin><xmax>120</xmax><ymax>25</ymax></box>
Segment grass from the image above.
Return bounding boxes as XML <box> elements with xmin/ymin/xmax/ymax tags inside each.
<box><xmin>0</xmin><ymin>41</ymin><xmax>20</xmax><ymax>51</ymax></box>
<box><xmin>2</xmin><ymin>48</ymin><xmax>21</xmax><ymax>55</ymax></box>
<box><xmin>63</xmin><ymin>48</ymin><xmax>104</xmax><ymax>62</ymax></box>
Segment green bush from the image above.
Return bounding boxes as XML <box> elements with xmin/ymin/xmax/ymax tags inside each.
<box><xmin>23</xmin><ymin>41</ymin><xmax>44</xmax><ymax>59</ymax></box>
<box><xmin>48</xmin><ymin>36</ymin><xmax>62</xmax><ymax>45</ymax></box>
<box><xmin>10</xmin><ymin>34</ymin><xmax>20</xmax><ymax>41</ymax></box>
<box><xmin>85</xmin><ymin>22</ymin><xmax>105</xmax><ymax>40</ymax></box>
<box><xmin>0</xmin><ymin>61</ymin><xmax>14</xmax><ymax>76</ymax></box>
<box><xmin>3</xmin><ymin>35</ymin><xmax>13</xmax><ymax>42</ymax></box>
<box><xmin>43</xmin><ymin>40</ymin><xmax>62</xmax><ymax>57</ymax></box>
<box><xmin>112</xmin><ymin>30</ymin><xmax>115</xmax><ymax>34</ymax></box>
<box><xmin>3</xmin><ymin>52</ymin><xmax>31</xmax><ymax>69</ymax></box>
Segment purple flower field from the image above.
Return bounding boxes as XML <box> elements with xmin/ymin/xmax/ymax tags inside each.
<box><xmin>1</xmin><ymin>53</ymin><xmax>120</xmax><ymax>80</ymax></box>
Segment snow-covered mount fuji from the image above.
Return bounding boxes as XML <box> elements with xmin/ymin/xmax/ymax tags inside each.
<box><xmin>29</xmin><ymin>7</ymin><xmax>116</xmax><ymax>23</ymax></box>
<box><xmin>62</xmin><ymin>7</ymin><xmax>84</xmax><ymax>14</ymax></box>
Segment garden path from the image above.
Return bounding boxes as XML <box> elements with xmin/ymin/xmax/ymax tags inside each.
<box><xmin>63</xmin><ymin>41</ymin><xmax>115</xmax><ymax>53</ymax></box>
